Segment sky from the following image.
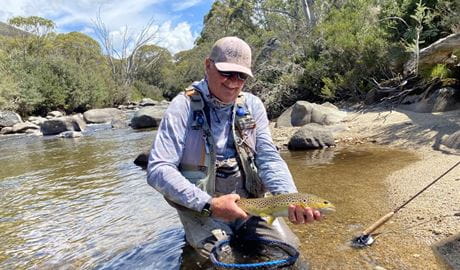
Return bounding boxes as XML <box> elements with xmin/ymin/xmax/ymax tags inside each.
<box><xmin>0</xmin><ymin>0</ymin><xmax>215</xmax><ymax>54</ymax></box>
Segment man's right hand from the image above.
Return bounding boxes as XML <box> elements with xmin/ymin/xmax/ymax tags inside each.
<box><xmin>210</xmin><ymin>194</ymin><xmax>248</xmax><ymax>222</ymax></box>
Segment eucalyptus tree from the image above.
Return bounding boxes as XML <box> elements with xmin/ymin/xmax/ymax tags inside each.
<box><xmin>7</xmin><ymin>16</ymin><xmax>55</xmax><ymax>58</ymax></box>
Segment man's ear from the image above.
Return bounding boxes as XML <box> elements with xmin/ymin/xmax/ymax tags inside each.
<box><xmin>204</xmin><ymin>58</ymin><xmax>212</xmax><ymax>71</ymax></box>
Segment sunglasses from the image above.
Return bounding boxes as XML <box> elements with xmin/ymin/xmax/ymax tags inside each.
<box><xmin>217</xmin><ymin>70</ymin><xmax>249</xmax><ymax>81</ymax></box>
<box><xmin>210</xmin><ymin>60</ymin><xmax>249</xmax><ymax>81</ymax></box>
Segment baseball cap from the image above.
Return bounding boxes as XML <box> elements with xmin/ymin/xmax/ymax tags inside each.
<box><xmin>209</xmin><ymin>36</ymin><xmax>253</xmax><ymax>77</ymax></box>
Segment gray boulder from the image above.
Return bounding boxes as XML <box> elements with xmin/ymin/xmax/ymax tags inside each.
<box><xmin>131</xmin><ymin>106</ymin><xmax>167</xmax><ymax>129</ymax></box>
<box><xmin>47</xmin><ymin>111</ymin><xmax>64</xmax><ymax>118</ymax></box>
<box><xmin>405</xmin><ymin>33</ymin><xmax>460</xmax><ymax>74</ymax></box>
<box><xmin>0</xmin><ymin>127</ymin><xmax>13</xmax><ymax>135</ymax></box>
<box><xmin>111</xmin><ymin>114</ymin><xmax>129</xmax><ymax>129</ymax></box>
<box><xmin>40</xmin><ymin>115</ymin><xmax>86</xmax><ymax>136</ymax></box>
<box><xmin>399</xmin><ymin>87</ymin><xmax>460</xmax><ymax>113</ymax></box>
<box><xmin>59</xmin><ymin>131</ymin><xmax>82</xmax><ymax>138</ymax></box>
<box><xmin>83</xmin><ymin>108</ymin><xmax>123</xmax><ymax>124</ymax></box>
<box><xmin>28</xmin><ymin>116</ymin><xmax>47</xmax><ymax>125</ymax></box>
<box><xmin>12</xmin><ymin>122</ymin><xmax>40</xmax><ymax>133</ymax></box>
<box><xmin>0</xmin><ymin>111</ymin><xmax>22</xmax><ymax>128</ymax></box>
<box><xmin>134</xmin><ymin>150</ymin><xmax>151</xmax><ymax>169</ymax></box>
<box><xmin>276</xmin><ymin>101</ymin><xmax>347</xmax><ymax>127</ymax></box>
<box><xmin>288</xmin><ymin>123</ymin><xmax>335</xmax><ymax>150</ymax></box>
<box><xmin>442</xmin><ymin>131</ymin><xmax>460</xmax><ymax>150</ymax></box>
<box><xmin>139</xmin><ymin>98</ymin><xmax>158</xmax><ymax>106</ymax></box>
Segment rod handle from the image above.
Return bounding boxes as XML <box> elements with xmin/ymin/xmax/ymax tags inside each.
<box><xmin>362</xmin><ymin>211</ymin><xmax>395</xmax><ymax>235</ymax></box>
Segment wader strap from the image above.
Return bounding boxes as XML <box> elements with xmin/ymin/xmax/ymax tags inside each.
<box><xmin>232</xmin><ymin>93</ymin><xmax>265</xmax><ymax>198</ymax></box>
<box><xmin>184</xmin><ymin>87</ymin><xmax>217</xmax><ymax>195</ymax></box>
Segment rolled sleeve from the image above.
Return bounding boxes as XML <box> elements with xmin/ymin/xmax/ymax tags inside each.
<box><xmin>146</xmin><ymin>94</ymin><xmax>212</xmax><ymax>212</ymax></box>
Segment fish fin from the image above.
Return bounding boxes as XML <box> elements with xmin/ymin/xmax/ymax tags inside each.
<box><xmin>267</xmin><ymin>216</ymin><xmax>276</xmax><ymax>225</ymax></box>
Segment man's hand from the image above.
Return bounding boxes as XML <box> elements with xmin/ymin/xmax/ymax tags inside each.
<box><xmin>288</xmin><ymin>205</ymin><xmax>321</xmax><ymax>224</ymax></box>
<box><xmin>210</xmin><ymin>194</ymin><xmax>248</xmax><ymax>222</ymax></box>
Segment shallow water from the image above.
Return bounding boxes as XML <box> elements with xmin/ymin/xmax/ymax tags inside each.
<box><xmin>0</xmin><ymin>127</ymin><xmax>449</xmax><ymax>269</ymax></box>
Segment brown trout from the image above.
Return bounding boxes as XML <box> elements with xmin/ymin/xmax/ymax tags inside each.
<box><xmin>236</xmin><ymin>192</ymin><xmax>335</xmax><ymax>225</ymax></box>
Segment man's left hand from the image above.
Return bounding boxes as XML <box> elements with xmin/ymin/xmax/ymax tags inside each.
<box><xmin>288</xmin><ymin>205</ymin><xmax>321</xmax><ymax>224</ymax></box>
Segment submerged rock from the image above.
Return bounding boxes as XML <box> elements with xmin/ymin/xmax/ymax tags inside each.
<box><xmin>288</xmin><ymin>123</ymin><xmax>335</xmax><ymax>150</ymax></box>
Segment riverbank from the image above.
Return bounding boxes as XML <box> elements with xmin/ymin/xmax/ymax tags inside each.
<box><xmin>272</xmin><ymin>105</ymin><xmax>460</xmax><ymax>266</ymax></box>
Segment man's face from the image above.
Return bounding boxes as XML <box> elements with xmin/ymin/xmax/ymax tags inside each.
<box><xmin>205</xmin><ymin>58</ymin><xmax>246</xmax><ymax>104</ymax></box>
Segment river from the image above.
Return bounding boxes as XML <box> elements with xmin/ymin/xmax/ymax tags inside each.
<box><xmin>0</xmin><ymin>125</ymin><xmax>449</xmax><ymax>269</ymax></box>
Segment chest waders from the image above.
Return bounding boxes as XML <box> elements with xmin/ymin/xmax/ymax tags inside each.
<box><xmin>181</xmin><ymin>87</ymin><xmax>265</xmax><ymax>202</ymax></box>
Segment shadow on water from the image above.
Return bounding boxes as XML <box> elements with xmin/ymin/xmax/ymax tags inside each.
<box><xmin>0</xmin><ymin>127</ymin><xmax>450</xmax><ymax>269</ymax></box>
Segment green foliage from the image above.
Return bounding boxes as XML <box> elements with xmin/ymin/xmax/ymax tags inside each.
<box><xmin>133</xmin><ymin>80</ymin><xmax>163</xmax><ymax>101</ymax></box>
<box><xmin>422</xmin><ymin>64</ymin><xmax>452</xmax><ymax>80</ymax></box>
<box><xmin>297</xmin><ymin>1</ymin><xmax>392</xmax><ymax>101</ymax></box>
<box><xmin>8</xmin><ymin>16</ymin><xmax>55</xmax><ymax>36</ymax></box>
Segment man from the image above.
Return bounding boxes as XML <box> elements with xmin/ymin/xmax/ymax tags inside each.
<box><xmin>147</xmin><ymin>36</ymin><xmax>321</xmax><ymax>265</ymax></box>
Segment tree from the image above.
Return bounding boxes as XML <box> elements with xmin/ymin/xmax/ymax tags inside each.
<box><xmin>7</xmin><ymin>16</ymin><xmax>55</xmax><ymax>57</ymax></box>
<box><xmin>92</xmin><ymin>12</ymin><xmax>161</xmax><ymax>88</ymax></box>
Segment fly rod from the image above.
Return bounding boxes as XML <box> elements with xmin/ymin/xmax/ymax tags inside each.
<box><xmin>352</xmin><ymin>160</ymin><xmax>460</xmax><ymax>248</ymax></box>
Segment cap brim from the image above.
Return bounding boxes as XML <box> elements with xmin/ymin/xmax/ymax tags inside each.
<box><xmin>214</xmin><ymin>62</ymin><xmax>253</xmax><ymax>77</ymax></box>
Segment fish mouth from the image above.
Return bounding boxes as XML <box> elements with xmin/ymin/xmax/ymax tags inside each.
<box><xmin>319</xmin><ymin>207</ymin><xmax>336</xmax><ymax>214</ymax></box>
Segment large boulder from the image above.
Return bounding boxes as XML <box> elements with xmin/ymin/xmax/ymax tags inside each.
<box><xmin>40</xmin><ymin>115</ymin><xmax>86</xmax><ymax>136</ymax></box>
<box><xmin>83</xmin><ymin>108</ymin><xmax>123</xmax><ymax>124</ymax></box>
<box><xmin>288</xmin><ymin>123</ymin><xmax>335</xmax><ymax>150</ymax></box>
<box><xmin>0</xmin><ymin>111</ymin><xmax>22</xmax><ymax>128</ymax></box>
<box><xmin>442</xmin><ymin>131</ymin><xmax>460</xmax><ymax>150</ymax></box>
<box><xmin>399</xmin><ymin>87</ymin><xmax>460</xmax><ymax>113</ymax></box>
<box><xmin>405</xmin><ymin>33</ymin><xmax>460</xmax><ymax>74</ymax></box>
<box><xmin>130</xmin><ymin>106</ymin><xmax>167</xmax><ymax>129</ymax></box>
<box><xmin>276</xmin><ymin>101</ymin><xmax>346</xmax><ymax>127</ymax></box>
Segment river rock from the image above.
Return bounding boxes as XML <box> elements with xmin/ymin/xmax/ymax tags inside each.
<box><xmin>12</xmin><ymin>122</ymin><xmax>40</xmax><ymax>133</ymax></box>
<box><xmin>0</xmin><ymin>111</ymin><xmax>22</xmax><ymax>128</ymax></box>
<box><xmin>0</xmin><ymin>126</ymin><xmax>13</xmax><ymax>134</ymax></box>
<box><xmin>276</xmin><ymin>101</ymin><xmax>347</xmax><ymax>127</ymax></box>
<box><xmin>83</xmin><ymin>108</ymin><xmax>123</xmax><ymax>124</ymax></box>
<box><xmin>139</xmin><ymin>98</ymin><xmax>158</xmax><ymax>106</ymax></box>
<box><xmin>130</xmin><ymin>106</ymin><xmax>167</xmax><ymax>129</ymax></box>
<box><xmin>288</xmin><ymin>123</ymin><xmax>335</xmax><ymax>150</ymax></box>
<box><xmin>40</xmin><ymin>115</ymin><xmax>86</xmax><ymax>136</ymax></box>
<box><xmin>111</xmin><ymin>114</ymin><xmax>129</xmax><ymax>129</ymax></box>
<box><xmin>134</xmin><ymin>150</ymin><xmax>151</xmax><ymax>169</ymax></box>
<box><xmin>47</xmin><ymin>111</ymin><xmax>64</xmax><ymax>118</ymax></box>
<box><xmin>28</xmin><ymin>116</ymin><xmax>47</xmax><ymax>125</ymax></box>
<box><xmin>59</xmin><ymin>131</ymin><xmax>82</xmax><ymax>138</ymax></box>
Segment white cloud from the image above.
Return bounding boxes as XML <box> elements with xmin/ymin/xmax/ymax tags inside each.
<box><xmin>0</xmin><ymin>0</ymin><xmax>201</xmax><ymax>54</ymax></box>
<box><xmin>172</xmin><ymin>0</ymin><xmax>203</xmax><ymax>11</ymax></box>
<box><xmin>155</xmin><ymin>21</ymin><xmax>197</xmax><ymax>53</ymax></box>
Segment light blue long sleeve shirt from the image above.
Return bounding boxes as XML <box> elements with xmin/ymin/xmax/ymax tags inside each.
<box><xmin>147</xmin><ymin>79</ymin><xmax>297</xmax><ymax>212</ymax></box>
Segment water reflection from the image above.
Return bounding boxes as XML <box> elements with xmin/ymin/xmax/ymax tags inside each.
<box><xmin>99</xmin><ymin>228</ymin><xmax>185</xmax><ymax>270</ymax></box>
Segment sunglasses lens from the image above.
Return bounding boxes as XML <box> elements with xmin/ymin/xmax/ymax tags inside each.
<box><xmin>218</xmin><ymin>71</ymin><xmax>248</xmax><ymax>81</ymax></box>
<box><xmin>238</xmin><ymin>73</ymin><xmax>248</xmax><ymax>80</ymax></box>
